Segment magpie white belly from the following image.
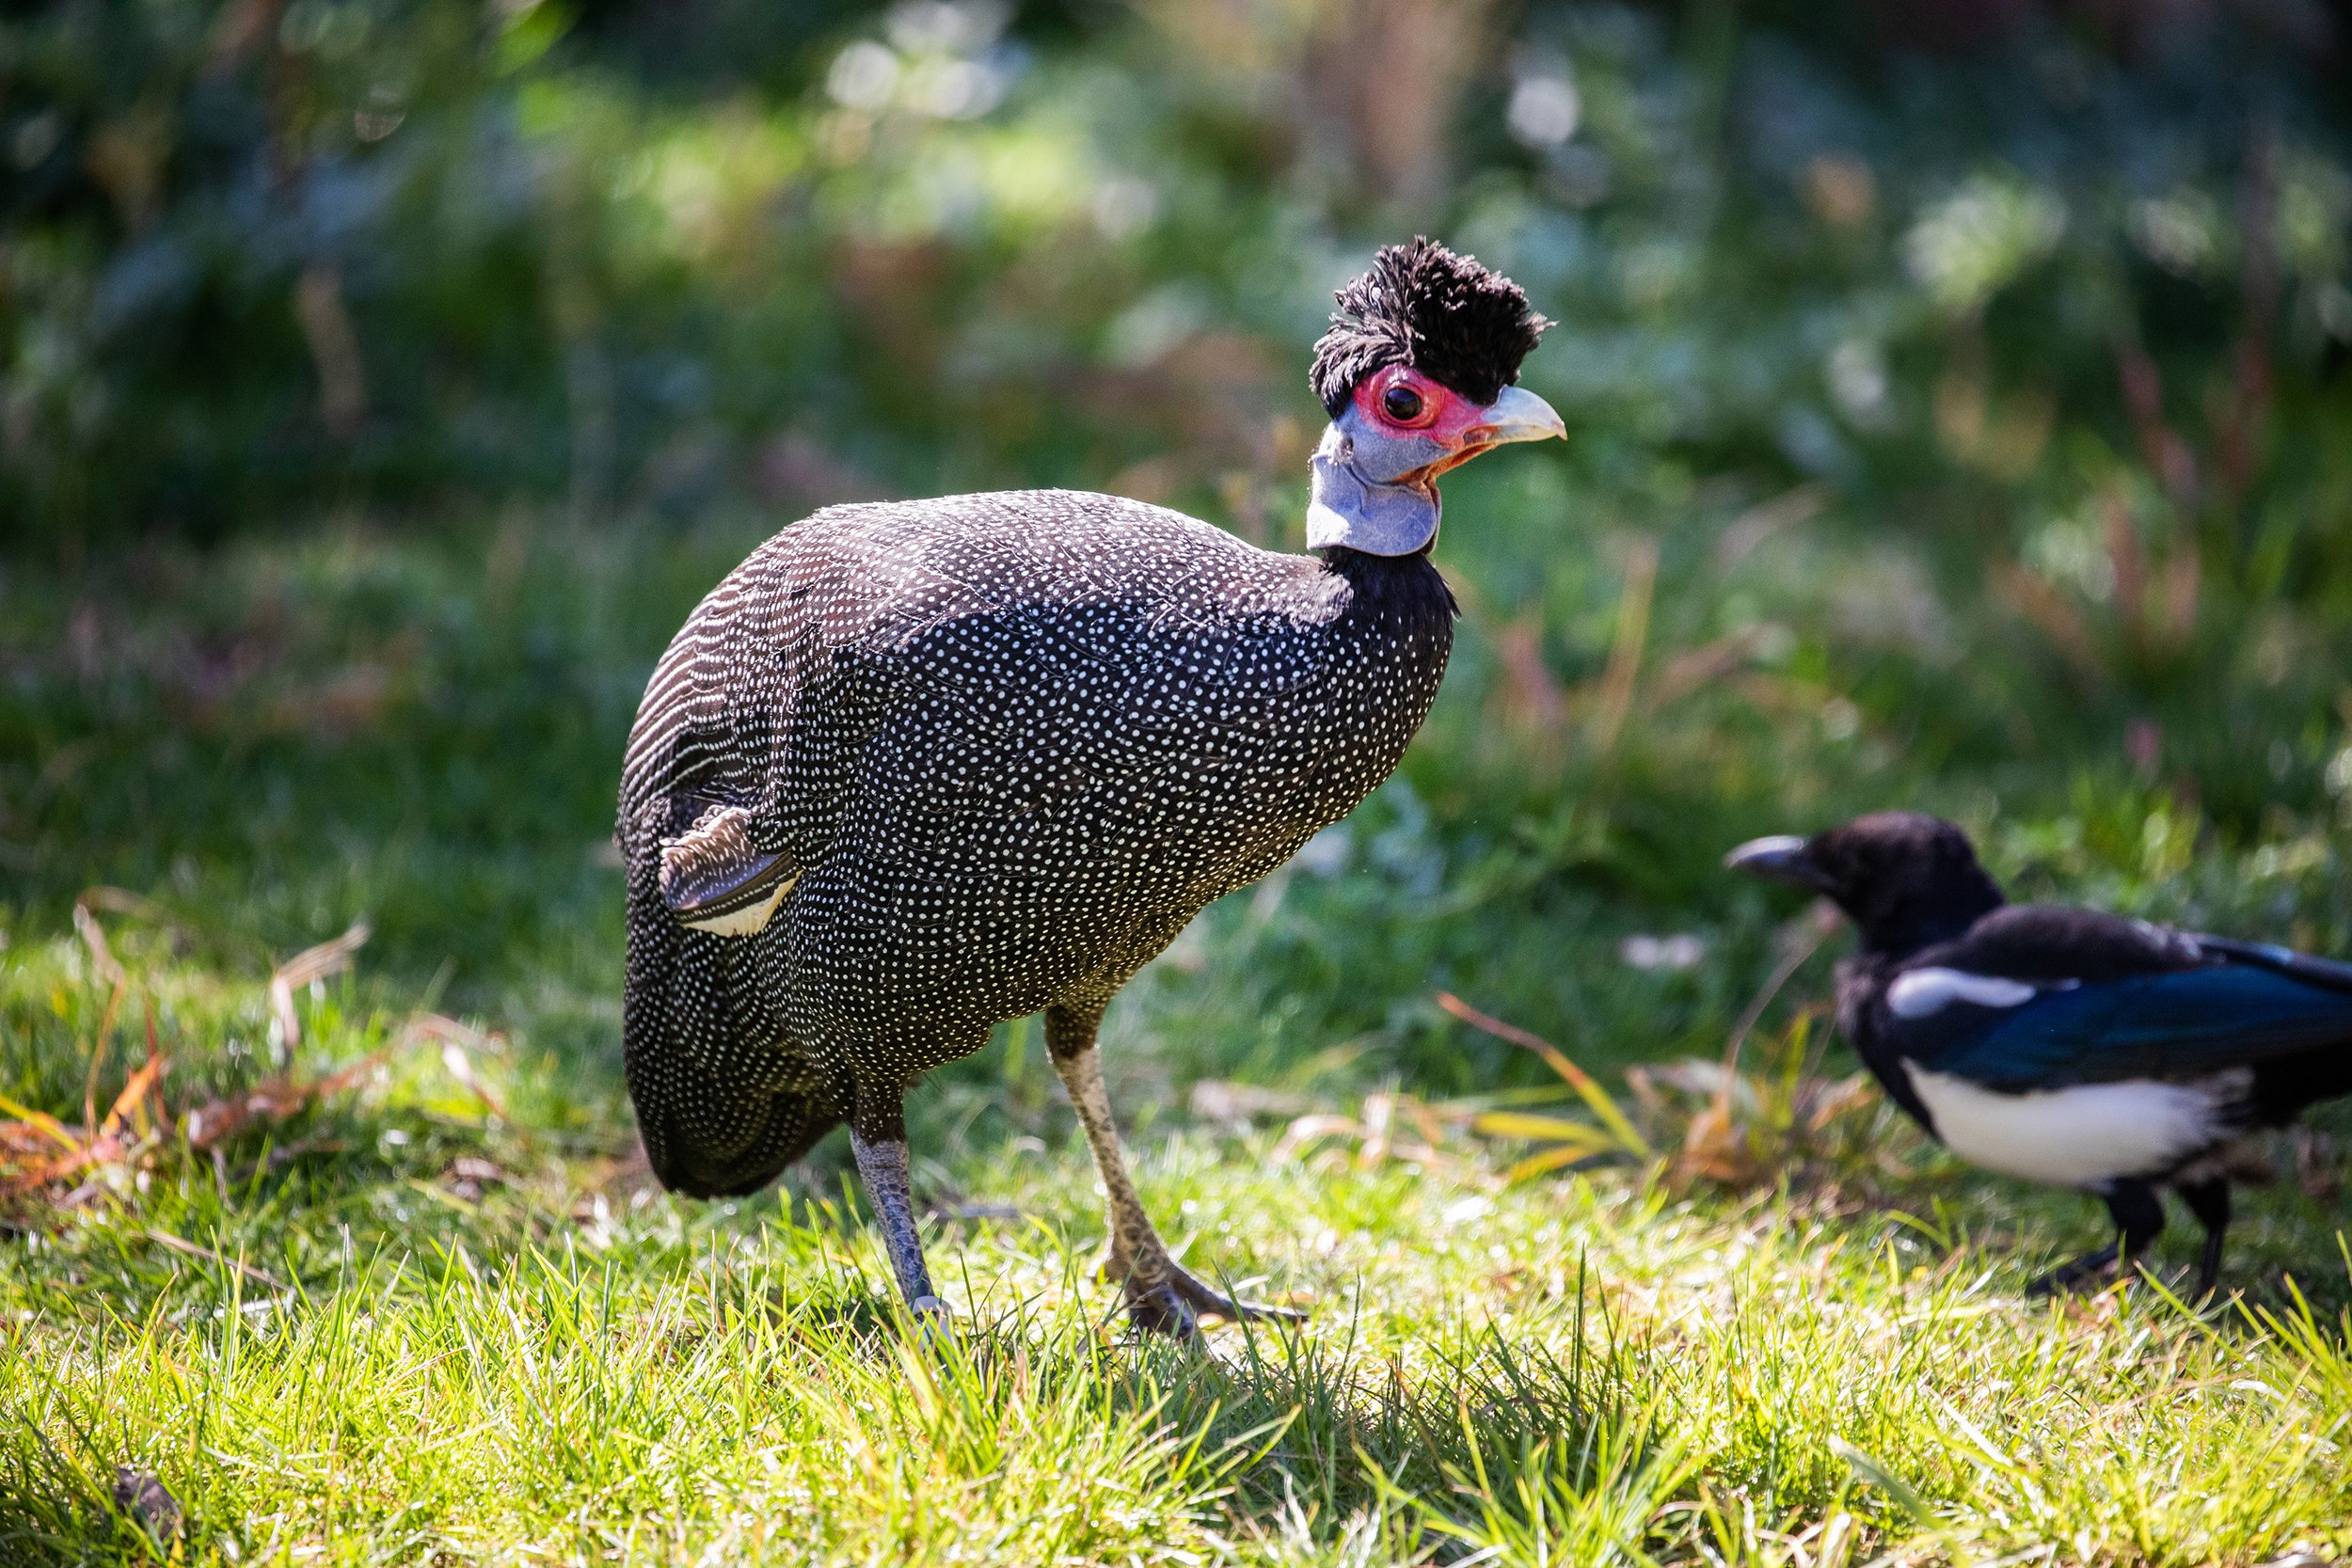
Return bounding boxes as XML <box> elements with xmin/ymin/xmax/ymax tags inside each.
<box><xmin>1903</xmin><ymin>1066</ymin><xmax>2244</xmax><ymax>1187</ymax></box>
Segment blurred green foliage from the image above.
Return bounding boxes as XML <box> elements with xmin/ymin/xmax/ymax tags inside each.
<box><xmin>12</xmin><ymin>1</ymin><xmax>2349</xmax><ymax>542</ymax></box>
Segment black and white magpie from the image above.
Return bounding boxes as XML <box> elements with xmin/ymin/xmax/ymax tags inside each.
<box><xmin>1726</xmin><ymin>811</ymin><xmax>2352</xmax><ymax>1296</ymax></box>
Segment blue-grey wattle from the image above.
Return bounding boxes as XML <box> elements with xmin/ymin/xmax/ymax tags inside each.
<box><xmin>1304</xmin><ymin>450</ymin><xmax>1440</xmax><ymax>556</ymax></box>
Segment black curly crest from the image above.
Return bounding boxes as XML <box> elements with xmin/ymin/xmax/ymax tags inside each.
<box><xmin>1310</xmin><ymin>238</ymin><xmax>1551</xmax><ymax>416</ymax></box>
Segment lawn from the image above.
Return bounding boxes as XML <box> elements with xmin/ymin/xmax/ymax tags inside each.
<box><xmin>6</xmin><ymin>515</ymin><xmax>2351</xmax><ymax>1566</ymax></box>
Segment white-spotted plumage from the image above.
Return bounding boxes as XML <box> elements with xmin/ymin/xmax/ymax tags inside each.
<box><xmin>617</xmin><ymin>490</ymin><xmax>1455</xmax><ymax>1196</ymax></box>
<box><xmin>613</xmin><ymin>238</ymin><xmax>1557</xmax><ymax>1332</ymax></box>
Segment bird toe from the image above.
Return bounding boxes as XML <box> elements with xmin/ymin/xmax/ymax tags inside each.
<box><xmin>1119</xmin><ymin>1262</ymin><xmax>1303</xmax><ymax>1336</ymax></box>
<box><xmin>1120</xmin><ymin>1277</ymin><xmax>1202</xmax><ymax>1339</ymax></box>
<box><xmin>906</xmin><ymin>1293</ymin><xmax>958</xmax><ymax>1344</ymax></box>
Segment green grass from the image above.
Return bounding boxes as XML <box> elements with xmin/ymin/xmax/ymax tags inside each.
<box><xmin>7</xmin><ymin>514</ymin><xmax>2352</xmax><ymax>1563</ymax></box>
<box><xmin>6</xmin><ymin>927</ymin><xmax>2352</xmax><ymax>1566</ymax></box>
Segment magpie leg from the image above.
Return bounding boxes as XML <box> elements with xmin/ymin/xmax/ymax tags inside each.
<box><xmin>2026</xmin><ymin>1179</ymin><xmax>2166</xmax><ymax>1297</ymax></box>
<box><xmin>2174</xmin><ymin>1176</ymin><xmax>2231</xmax><ymax>1300</ymax></box>
<box><xmin>1045</xmin><ymin>1003</ymin><xmax>1302</xmax><ymax>1338</ymax></box>
<box><xmin>849</xmin><ymin>1093</ymin><xmax>952</xmax><ymax>1327</ymax></box>
<box><xmin>2108</xmin><ymin>1178</ymin><xmax>2169</xmax><ymax>1271</ymax></box>
<box><xmin>2025</xmin><ymin>1243</ymin><xmax>2117</xmax><ymax>1297</ymax></box>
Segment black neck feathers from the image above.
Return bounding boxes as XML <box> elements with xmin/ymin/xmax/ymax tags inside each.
<box><xmin>1317</xmin><ymin>545</ymin><xmax>1459</xmax><ymax>623</ymax></box>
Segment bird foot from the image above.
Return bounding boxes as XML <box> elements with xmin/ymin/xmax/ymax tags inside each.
<box><xmin>1100</xmin><ymin>1255</ymin><xmax>1303</xmax><ymax>1339</ymax></box>
<box><xmin>2025</xmin><ymin>1246</ymin><xmax>2122</xmax><ymax>1299</ymax></box>
<box><xmin>906</xmin><ymin>1293</ymin><xmax>957</xmax><ymax>1340</ymax></box>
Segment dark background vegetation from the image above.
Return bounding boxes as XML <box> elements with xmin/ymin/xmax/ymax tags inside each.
<box><xmin>8</xmin><ymin>0</ymin><xmax>2352</xmax><ymax>1146</ymax></box>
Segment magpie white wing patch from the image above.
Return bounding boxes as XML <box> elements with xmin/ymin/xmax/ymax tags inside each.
<box><xmin>1904</xmin><ymin>1066</ymin><xmax>2241</xmax><ymax>1186</ymax></box>
<box><xmin>1886</xmin><ymin>967</ymin><xmax>2041</xmax><ymax>1018</ymax></box>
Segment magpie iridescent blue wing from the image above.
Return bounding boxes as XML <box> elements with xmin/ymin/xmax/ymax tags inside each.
<box><xmin>1882</xmin><ymin>904</ymin><xmax>2352</xmax><ymax>1089</ymax></box>
<box><xmin>1896</xmin><ymin>963</ymin><xmax>2352</xmax><ymax>1092</ymax></box>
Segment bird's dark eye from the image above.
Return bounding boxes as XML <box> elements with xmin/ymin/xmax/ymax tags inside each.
<box><xmin>1381</xmin><ymin>384</ymin><xmax>1425</xmax><ymax>422</ymax></box>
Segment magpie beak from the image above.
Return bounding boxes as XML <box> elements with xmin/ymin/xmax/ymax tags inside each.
<box><xmin>1723</xmin><ymin>834</ymin><xmax>1831</xmax><ymax>893</ymax></box>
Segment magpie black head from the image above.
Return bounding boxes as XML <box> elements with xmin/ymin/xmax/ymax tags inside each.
<box><xmin>1724</xmin><ymin>811</ymin><xmax>2008</xmax><ymax>958</ymax></box>
<box><xmin>1309</xmin><ymin>238</ymin><xmax>1551</xmax><ymax>417</ymax></box>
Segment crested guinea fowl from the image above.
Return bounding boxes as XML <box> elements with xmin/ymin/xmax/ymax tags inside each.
<box><xmin>618</xmin><ymin>238</ymin><xmax>1562</xmax><ymax>1335</ymax></box>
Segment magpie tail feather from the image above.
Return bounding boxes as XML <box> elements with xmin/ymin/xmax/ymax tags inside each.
<box><xmin>2251</xmin><ymin>1046</ymin><xmax>2352</xmax><ymax>1125</ymax></box>
<box><xmin>2193</xmin><ymin>934</ymin><xmax>2352</xmax><ymax>994</ymax></box>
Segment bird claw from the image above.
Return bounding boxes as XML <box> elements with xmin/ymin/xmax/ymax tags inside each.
<box><xmin>1103</xmin><ymin>1255</ymin><xmax>1304</xmax><ymax>1338</ymax></box>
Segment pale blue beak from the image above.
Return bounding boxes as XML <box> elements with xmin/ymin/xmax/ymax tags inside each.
<box><xmin>1465</xmin><ymin>385</ymin><xmax>1567</xmax><ymax>447</ymax></box>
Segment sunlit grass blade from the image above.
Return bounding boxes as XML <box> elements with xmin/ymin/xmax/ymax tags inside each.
<box><xmin>1438</xmin><ymin>992</ymin><xmax>1654</xmax><ymax>1159</ymax></box>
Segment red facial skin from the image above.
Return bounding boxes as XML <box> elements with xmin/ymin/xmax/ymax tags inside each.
<box><xmin>1348</xmin><ymin>365</ymin><xmax>1509</xmax><ymax>482</ymax></box>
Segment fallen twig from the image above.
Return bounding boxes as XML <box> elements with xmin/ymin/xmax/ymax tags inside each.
<box><xmin>71</xmin><ymin>898</ymin><xmax>126</xmax><ymax>988</ymax></box>
<box><xmin>268</xmin><ymin>921</ymin><xmax>371</xmax><ymax>1059</ymax></box>
<box><xmin>140</xmin><ymin>1227</ymin><xmax>290</xmax><ymax>1292</ymax></box>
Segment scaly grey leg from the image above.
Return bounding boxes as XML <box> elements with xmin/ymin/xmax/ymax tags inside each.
<box><xmin>850</xmin><ymin>1094</ymin><xmax>951</xmax><ymax>1324</ymax></box>
<box><xmin>1045</xmin><ymin>1004</ymin><xmax>1302</xmax><ymax>1338</ymax></box>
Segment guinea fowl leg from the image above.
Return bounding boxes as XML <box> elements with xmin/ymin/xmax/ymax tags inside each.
<box><xmin>2175</xmin><ymin>1176</ymin><xmax>2231</xmax><ymax>1299</ymax></box>
<box><xmin>1044</xmin><ymin>1004</ymin><xmax>1303</xmax><ymax>1338</ymax></box>
<box><xmin>850</xmin><ymin>1094</ymin><xmax>952</xmax><ymax>1324</ymax></box>
<box><xmin>2026</xmin><ymin>1178</ymin><xmax>2166</xmax><ymax>1297</ymax></box>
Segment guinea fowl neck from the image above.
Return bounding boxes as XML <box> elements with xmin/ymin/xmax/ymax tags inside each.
<box><xmin>1304</xmin><ymin>436</ymin><xmax>1442</xmax><ymax>557</ymax></box>
<box><xmin>1327</xmin><ymin>545</ymin><xmax>1449</xmax><ymax>601</ymax></box>
<box><xmin>1314</xmin><ymin>544</ymin><xmax>1458</xmax><ymax>620</ymax></box>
